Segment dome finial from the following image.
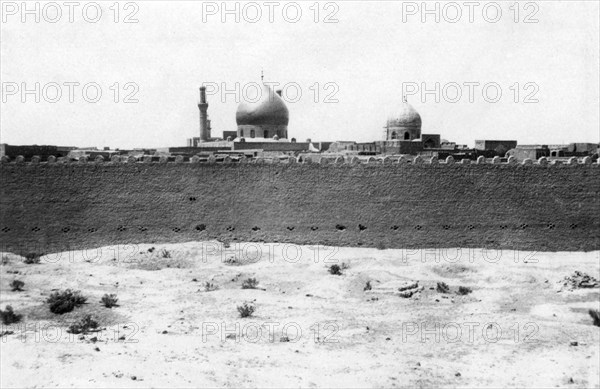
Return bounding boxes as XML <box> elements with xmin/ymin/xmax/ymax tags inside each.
<box><xmin>261</xmin><ymin>69</ymin><xmax>264</xmax><ymax>82</ymax></box>
<box><xmin>402</xmin><ymin>94</ymin><xmax>407</xmax><ymax>103</ymax></box>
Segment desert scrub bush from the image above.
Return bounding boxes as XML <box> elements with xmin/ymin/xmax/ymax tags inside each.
<box><xmin>224</xmin><ymin>256</ymin><xmax>242</xmax><ymax>266</ymax></box>
<box><xmin>436</xmin><ymin>282</ymin><xmax>450</xmax><ymax>294</ymax></box>
<box><xmin>67</xmin><ymin>315</ymin><xmax>99</xmax><ymax>334</ymax></box>
<box><xmin>328</xmin><ymin>264</ymin><xmax>342</xmax><ymax>275</ymax></box>
<box><xmin>47</xmin><ymin>289</ymin><xmax>87</xmax><ymax>314</ymax></box>
<box><xmin>204</xmin><ymin>282</ymin><xmax>218</xmax><ymax>292</ymax></box>
<box><xmin>237</xmin><ymin>302</ymin><xmax>255</xmax><ymax>318</ymax></box>
<box><xmin>457</xmin><ymin>286</ymin><xmax>472</xmax><ymax>295</ymax></box>
<box><xmin>241</xmin><ymin>278</ymin><xmax>259</xmax><ymax>289</ymax></box>
<box><xmin>10</xmin><ymin>280</ymin><xmax>24</xmax><ymax>291</ymax></box>
<box><xmin>160</xmin><ymin>248</ymin><xmax>171</xmax><ymax>259</ymax></box>
<box><xmin>100</xmin><ymin>294</ymin><xmax>119</xmax><ymax>308</ymax></box>
<box><xmin>23</xmin><ymin>252</ymin><xmax>42</xmax><ymax>264</ymax></box>
<box><xmin>590</xmin><ymin>309</ymin><xmax>600</xmax><ymax>327</ymax></box>
<box><xmin>1</xmin><ymin>305</ymin><xmax>22</xmax><ymax>325</ymax></box>
<box><xmin>364</xmin><ymin>281</ymin><xmax>372</xmax><ymax>291</ymax></box>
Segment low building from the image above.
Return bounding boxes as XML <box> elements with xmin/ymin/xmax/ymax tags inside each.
<box><xmin>474</xmin><ymin>140</ymin><xmax>518</xmax><ymax>157</ymax></box>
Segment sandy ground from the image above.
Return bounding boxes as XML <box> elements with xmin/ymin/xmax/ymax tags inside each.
<box><xmin>1</xmin><ymin>242</ymin><xmax>599</xmax><ymax>388</ymax></box>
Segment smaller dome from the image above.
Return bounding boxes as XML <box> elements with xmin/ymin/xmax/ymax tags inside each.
<box><xmin>387</xmin><ymin>101</ymin><xmax>421</xmax><ymax>128</ymax></box>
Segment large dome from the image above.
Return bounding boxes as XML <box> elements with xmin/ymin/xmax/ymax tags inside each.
<box><xmin>387</xmin><ymin>101</ymin><xmax>421</xmax><ymax>128</ymax></box>
<box><xmin>236</xmin><ymin>83</ymin><xmax>289</xmax><ymax>126</ymax></box>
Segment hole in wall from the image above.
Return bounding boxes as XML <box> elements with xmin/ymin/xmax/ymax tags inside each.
<box><xmin>547</xmin><ymin>223</ymin><xmax>555</xmax><ymax>230</ymax></box>
<box><xmin>88</xmin><ymin>228</ymin><xmax>97</xmax><ymax>233</ymax></box>
<box><xmin>62</xmin><ymin>227</ymin><xmax>71</xmax><ymax>233</ymax></box>
<box><xmin>31</xmin><ymin>226</ymin><xmax>40</xmax><ymax>232</ymax></box>
<box><xmin>442</xmin><ymin>225</ymin><xmax>451</xmax><ymax>230</ymax></box>
<box><xmin>287</xmin><ymin>227</ymin><xmax>295</xmax><ymax>231</ymax></box>
<box><xmin>467</xmin><ymin>225</ymin><xmax>475</xmax><ymax>230</ymax></box>
<box><xmin>390</xmin><ymin>226</ymin><xmax>399</xmax><ymax>231</ymax></box>
<box><xmin>520</xmin><ymin>224</ymin><xmax>528</xmax><ymax>230</ymax></box>
<box><xmin>414</xmin><ymin>225</ymin><xmax>423</xmax><ymax>231</ymax></box>
<box><xmin>195</xmin><ymin>224</ymin><xmax>206</xmax><ymax>231</ymax></box>
<box><xmin>172</xmin><ymin>227</ymin><xmax>181</xmax><ymax>233</ymax></box>
<box><xmin>138</xmin><ymin>226</ymin><xmax>147</xmax><ymax>232</ymax></box>
<box><xmin>252</xmin><ymin>226</ymin><xmax>261</xmax><ymax>231</ymax></box>
<box><xmin>500</xmin><ymin>225</ymin><xmax>508</xmax><ymax>230</ymax></box>
<box><xmin>358</xmin><ymin>225</ymin><xmax>367</xmax><ymax>231</ymax></box>
<box><xmin>570</xmin><ymin>223</ymin><xmax>577</xmax><ymax>229</ymax></box>
<box><xmin>189</xmin><ymin>197</ymin><xmax>197</xmax><ymax>202</ymax></box>
<box><xmin>117</xmin><ymin>226</ymin><xmax>126</xmax><ymax>232</ymax></box>
<box><xmin>1</xmin><ymin>227</ymin><xmax>10</xmax><ymax>233</ymax></box>
<box><xmin>311</xmin><ymin>226</ymin><xmax>319</xmax><ymax>231</ymax></box>
<box><xmin>336</xmin><ymin>225</ymin><xmax>346</xmax><ymax>231</ymax></box>
<box><xmin>227</xmin><ymin>226</ymin><xmax>235</xmax><ymax>232</ymax></box>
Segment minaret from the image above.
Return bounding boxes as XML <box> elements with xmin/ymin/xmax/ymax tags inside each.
<box><xmin>198</xmin><ymin>86</ymin><xmax>209</xmax><ymax>142</ymax></box>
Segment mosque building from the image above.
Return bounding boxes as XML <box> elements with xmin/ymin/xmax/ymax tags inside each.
<box><xmin>184</xmin><ymin>77</ymin><xmax>326</xmax><ymax>154</ymax></box>
<box><xmin>180</xmin><ymin>77</ymin><xmax>528</xmax><ymax>161</ymax></box>
<box><xmin>235</xmin><ymin>83</ymin><xmax>289</xmax><ymax>141</ymax></box>
<box><xmin>385</xmin><ymin>97</ymin><xmax>422</xmax><ymax>141</ymax></box>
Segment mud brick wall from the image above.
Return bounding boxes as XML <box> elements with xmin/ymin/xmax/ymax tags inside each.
<box><xmin>1</xmin><ymin>163</ymin><xmax>599</xmax><ymax>254</ymax></box>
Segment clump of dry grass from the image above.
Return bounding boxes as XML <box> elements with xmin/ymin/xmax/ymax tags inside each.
<box><xmin>237</xmin><ymin>302</ymin><xmax>255</xmax><ymax>318</ymax></box>
<box><xmin>242</xmin><ymin>278</ymin><xmax>259</xmax><ymax>289</ymax></box>
<box><xmin>100</xmin><ymin>294</ymin><xmax>119</xmax><ymax>308</ymax></box>
<box><xmin>10</xmin><ymin>280</ymin><xmax>24</xmax><ymax>291</ymax></box>
<box><xmin>47</xmin><ymin>289</ymin><xmax>87</xmax><ymax>314</ymax></box>
<box><xmin>457</xmin><ymin>286</ymin><xmax>472</xmax><ymax>295</ymax></box>
<box><xmin>67</xmin><ymin>315</ymin><xmax>99</xmax><ymax>334</ymax></box>
<box><xmin>590</xmin><ymin>309</ymin><xmax>600</xmax><ymax>327</ymax></box>
<box><xmin>329</xmin><ymin>264</ymin><xmax>342</xmax><ymax>275</ymax></box>
<box><xmin>436</xmin><ymin>282</ymin><xmax>450</xmax><ymax>294</ymax></box>
<box><xmin>23</xmin><ymin>253</ymin><xmax>42</xmax><ymax>264</ymax></box>
<box><xmin>1</xmin><ymin>305</ymin><xmax>22</xmax><ymax>325</ymax></box>
<box><xmin>204</xmin><ymin>282</ymin><xmax>218</xmax><ymax>292</ymax></box>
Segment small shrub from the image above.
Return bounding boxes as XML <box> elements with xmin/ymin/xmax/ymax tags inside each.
<box><xmin>100</xmin><ymin>294</ymin><xmax>119</xmax><ymax>308</ymax></box>
<box><xmin>47</xmin><ymin>289</ymin><xmax>87</xmax><ymax>314</ymax></box>
<box><xmin>457</xmin><ymin>286</ymin><xmax>472</xmax><ymax>295</ymax></box>
<box><xmin>160</xmin><ymin>249</ymin><xmax>171</xmax><ymax>259</ymax></box>
<box><xmin>10</xmin><ymin>280</ymin><xmax>25</xmax><ymax>291</ymax></box>
<box><xmin>364</xmin><ymin>281</ymin><xmax>372</xmax><ymax>291</ymax></box>
<box><xmin>0</xmin><ymin>305</ymin><xmax>22</xmax><ymax>325</ymax></box>
<box><xmin>329</xmin><ymin>264</ymin><xmax>342</xmax><ymax>275</ymax></box>
<box><xmin>242</xmin><ymin>278</ymin><xmax>259</xmax><ymax>289</ymax></box>
<box><xmin>224</xmin><ymin>256</ymin><xmax>242</xmax><ymax>266</ymax></box>
<box><xmin>436</xmin><ymin>282</ymin><xmax>450</xmax><ymax>294</ymax></box>
<box><xmin>23</xmin><ymin>253</ymin><xmax>42</xmax><ymax>264</ymax></box>
<box><xmin>237</xmin><ymin>302</ymin><xmax>255</xmax><ymax>318</ymax></box>
<box><xmin>204</xmin><ymin>282</ymin><xmax>218</xmax><ymax>292</ymax></box>
<box><xmin>67</xmin><ymin>315</ymin><xmax>99</xmax><ymax>334</ymax></box>
<box><xmin>590</xmin><ymin>309</ymin><xmax>600</xmax><ymax>327</ymax></box>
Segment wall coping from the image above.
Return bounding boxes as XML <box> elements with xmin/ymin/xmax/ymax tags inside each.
<box><xmin>1</xmin><ymin>155</ymin><xmax>598</xmax><ymax>167</ymax></box>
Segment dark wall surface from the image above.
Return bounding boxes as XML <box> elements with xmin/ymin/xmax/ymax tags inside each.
<box><xmin>1</xmin><ymin>163</ymin><xmax>599</xmax><ymax>254</ymax></box>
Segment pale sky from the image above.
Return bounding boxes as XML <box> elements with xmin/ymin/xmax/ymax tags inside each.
<box><xmin>1</xmin><ymin>0</ymin><xmax>599</xmax><ymax>148</ymax></box>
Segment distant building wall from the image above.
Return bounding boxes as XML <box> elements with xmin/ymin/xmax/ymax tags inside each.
<box><xmin>507</xmin><ymin>147</ymin><xmax>550</xmax><ymax>161</ymax></box>
<box><xmin>232</xmin><ymin>142</ymin><xmax>310</xmax><ymax>152</ymax></box>
<box><xmin>421</xmin><ymin>134</ymin><xmax>441</xmax><ymax>149</ymax></box>
<box><xmin>474</xmin><ymin>140</ymin><xmax>518</xmax><ymax>157</ymax></box>
<box><xmin>1</xmin><ymin>144</ymin><xmax>74</xmax><ymax>160</ymax></box>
